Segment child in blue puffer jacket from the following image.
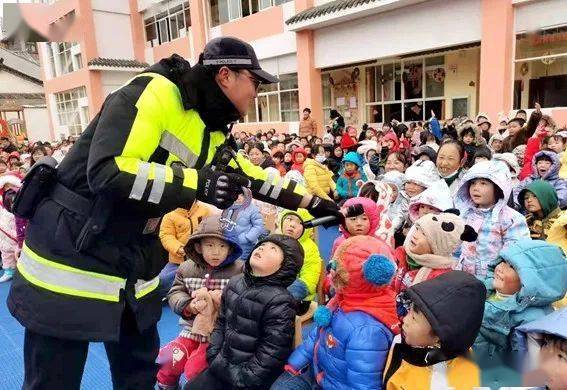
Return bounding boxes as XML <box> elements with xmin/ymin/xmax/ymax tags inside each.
<box><xmin>271</xmin><ymin>235</ymin><xmax>399</xmax><ymax>390</ymax></box>
<box><xmin>473</xmin><ymin>239</ymin><xmax>567</xmax><ymax>389</ymax></box>
<box><xmin>335</xmin><ymin>152</ymin><xmax>367</xmax><ymax>204</ymax></box>
<box><xmin>221</xmin><ymin>192</ymin><xmax>266</xmax><ymax>260</ymax></box>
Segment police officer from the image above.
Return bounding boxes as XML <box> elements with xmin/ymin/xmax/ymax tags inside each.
<box><xmin>8</xmin><ymin>37</ymin><xmax>339</xmax><ymax>389</ymax></box>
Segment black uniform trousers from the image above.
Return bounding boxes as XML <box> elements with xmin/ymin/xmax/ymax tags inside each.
<box><xmin>22</xmin><ymin>305</ymin><xmax>159</xmax><ymax>390</ymax></box>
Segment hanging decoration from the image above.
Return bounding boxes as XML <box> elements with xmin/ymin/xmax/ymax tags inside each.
<box><xmin>432</xmin><ymin>67</ymin><xmax>445</xmax><ymax>83</ymax></box>
<box><xmin>520</xmin><ymin>62</ymin><xmax>529</xmax><ymax>76</ymax></box>
<box><xmin>351</xmin><ymin>67</ymin><xmax>360</xmax><ymax>82</ymax></box>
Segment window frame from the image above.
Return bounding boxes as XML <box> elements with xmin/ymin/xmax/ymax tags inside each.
<box><xmin>143</xmin><ymin>2</ymin><xmax>191</xmax><ymax>47</ymax></box>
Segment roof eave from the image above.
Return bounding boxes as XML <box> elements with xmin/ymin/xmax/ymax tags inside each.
<box><xmin>88</xmin><ymin>65</ymin><xmax>146</xmax><ymax>72</ymax></box>
<box><xmin>287</xmin><ymin>0</ymin><xmax>428</xmax><ymax>31</ymax></box>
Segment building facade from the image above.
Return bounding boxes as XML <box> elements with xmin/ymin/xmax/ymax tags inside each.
<box><xmin>24</xmin><ymin>0</ymin><xmax>567</xmax><ymax>139</ymax></box>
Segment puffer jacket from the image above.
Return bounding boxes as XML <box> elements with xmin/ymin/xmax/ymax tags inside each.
<box><xmin>287</xmin><ymin>236</ymin><xmax>398</xmax><ymax>390</ymax></box>
<box><xmin>278</xmin><ymin>209</ymin><xmax>322</xmax><ymax>302</ymax></box>
<box><xmin>221</xmin><ymin>199</ymin><xmax>266</xmax><ymax>260</ymax></box>
<box><xmin>381</xmin><ymin>171</ymin><xmax>409</xmax><ymax>231</ymax></box>
<box><xmin>408</xmin><ymin>179</ymin><xmax>453</xmax><ymax>222</ymax></box>
<box><xmin>303</xmin><ymin>158</ymin><xmax>336</xmax><ymax>201</ymax></box>
<box><xmin>167</xmin><ymin>216</ymin><xmax>244</xmax><ymax>340</ymax></box>
<box><xmin>206</xmin><ymin>235</ymin><xmax>303</xmax><ymax>389</ymax></box>
<box><xmin>159</xmin><ymin>202</ymin><xmax>211</xmax><ymax>264</ymax></box>
<box><xmin>514</xmin><ymin>150</ymin><xmax>567</xmax><ymax>209</ymax></box>
<box><xmin>336</xmin><ymin>152</ymin><xmax>367</xmax><ymax>200</ymax></box>
<box><xmin>474</xmin><ymin>240</ymin><xmax>567</xmax><ymax>388</ymax></box>
<box><xmin>456</xmin><ymin>160</ymin><xmax>530</xmax><ymax>280</ymax></box>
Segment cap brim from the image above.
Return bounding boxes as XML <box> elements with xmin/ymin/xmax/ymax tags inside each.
<box><xmin>250</xmin><ymin>68</ymin><xmax>280</xmax><ymax>84</ymax></box>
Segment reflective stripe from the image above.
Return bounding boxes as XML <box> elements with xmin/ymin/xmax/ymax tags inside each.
<box><xmin>135</xmin><ymin>277</ymin><xmax>160</xmax><ymax>298</ymax></box>
<box><xmin>160</xmin><ymin>131</ymin><xmax>198</xmax><ymax>168</ymax></box>
<box><xmin>148</xmin><ymin>164</ymin><xmax>166</xmax><ymax>204</ymax></box>
<box><xmin>259</xmin><ymin>172</ymin><xmax>275</xmax><ymax>196</ymax></box>
<box><xmin>129</xmin><ymin>162</ymin><xmax>151</xmax><ymax>200</ymax></box>
<box><xmin>17</xmin><ymin>244</ymin><xmax>160</xmax><ymax>302</ymax></box>
<box><xmin>202</xmin><ymin>58</ymin><xmax>252</xmax><ymax>66</ymax></box>
<box><xmin>18</xmin><ymin>245</ymin><xmax>126</xmax><ymax>302</ymax></box>
<box><xmin>270</xmin><ymin>178</ymin><xmax>286</xmax><ymax>200</ymax></box>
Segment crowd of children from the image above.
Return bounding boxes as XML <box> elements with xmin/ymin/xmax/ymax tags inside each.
<box><xmin>2</xmin><ymin>105</ymin><xmax>567</xmax><ymax>389</ymax></box>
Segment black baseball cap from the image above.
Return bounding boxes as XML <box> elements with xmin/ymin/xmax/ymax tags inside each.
<box><xmin>200</xmin><ymin>37</ymin><xmax>279</xmax><ymax>84</ymax></box>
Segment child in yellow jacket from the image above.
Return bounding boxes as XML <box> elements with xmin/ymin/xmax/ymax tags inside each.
<box><xmin>158</xmin><ymin>201</ymin><xmax>211</xmax><ymax>297</ymax></box>
<box><xmin>278</xmin><ymin>208</ymin><xmax>322</xmax><ymax>315</ymax></box>
<box><xmin>384</xmin><ymin>271</ymin><xmax>486</xmax><ymax>390</ymax></box>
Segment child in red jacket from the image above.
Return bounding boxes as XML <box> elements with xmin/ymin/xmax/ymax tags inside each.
<box><xmin>392</xmin><ymin>210</ymin><xmax>477</xmax><ymax>293</ymax></box>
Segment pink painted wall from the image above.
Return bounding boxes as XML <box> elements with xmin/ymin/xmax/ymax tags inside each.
<box><xmin>220</xmin><ymin>6</ymin><xmax>284</xmax><ymax>42</ymax></box>
<box><xmin>233</xmin><ymin>122</ymin><xmax>291</xmax><ymax>134</ymax></box>
<box><xmin>129</xmin><ymin>0</ymin><xmax>146</xmax><ymax>62</ymax></box>
<box><xmin>478</xmin><ymin>0</ymin><xmax>514</xmax><ymax>123</ymax></box>
<box><xmin>189</xmin><ymin>0</ymin><xmax>207</xmax><ymax>59</ymax></box>
<box><xmin>152</xmin><ymin>37</ymin><xmax>192</xmax><ymax>62</ymax></box>
<box><xmin>552</xmin><ymin>108</ymin><xmax>567</xmax><ymax>129</ymax></box>
<box><xmin>296</xmin><ymin>30</ymin><xmax>323</xmax><ymax>136</ymax></box>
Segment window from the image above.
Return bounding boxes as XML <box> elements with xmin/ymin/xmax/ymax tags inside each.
<box><xmin>55</xmin><ymin>87</ymin><xmax>89</xmax><ymax>136</ymax></box>
<box><xmin>243</xmin><ymin>73</ymin><xmax>299</xmax><ymax>123</ymax></box>
<box><xmin>514</xmin><ymin>27</ymin><xmax>567</xmax><ymax>109</ymax></box>
<box><xmin>452</xmin><ymin>98</ymin><xmax>468</xmax><ymax>118</ymax></box>
<box><xmin>364</xmin><ymin>57</ymin><xmax>446</xmax><ymax>123</ymax></box>
<box><xmin>209</xmin><ymin>0</ymin><xmax>292</xmax><ymax>27</ymax></box>
<box><xmin>48</xmin><ymin>42</ymin><xmax>82</xmax><ymax>77</ymax></box>
<box><xmin>144</xmin><ymin>2</ymin><xmax>191</xmax><ymax>47</ymax></box>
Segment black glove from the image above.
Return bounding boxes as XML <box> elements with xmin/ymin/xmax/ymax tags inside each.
<box><xmin>305</xmin><ymin>196</ymin><xmax>342</xmax><ymax>227</ymax></box>
<box><xmin>196</xmin><ymin>165</ymin><xmax>250</xmax><ymax>209</ymax></box>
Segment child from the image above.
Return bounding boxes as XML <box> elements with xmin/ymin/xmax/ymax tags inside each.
<box><xmin>518</xmin><ymin>180</ymin><xmax>561</xmax><ymax>240</ymax></box>
<box><xmin>517</xmin><ymin>308</ymin><xmax>567</xmax><ymax>390</ymax></box>
<box><xmin>0</xmin><ymin>174</ymin><xmax>22</xmax><ymax>282</ymax></box>
<box><xmin>488</xmin><ymin>133</ymin><xmax>504</xmax><ymax>153</ymax></box>
<box><xmin>157</xmin><ymin>216</ymin><xmax>244</xmax><ymax>389</ymax></box>
<box><xmin>403</xmin><ymin>160</ymin><xmax>440</xmax><ymax>200</ymax></box>
<box><xmin>548</xmin><ymin>134</ymin><xmax>566</xmax><ymax>156</ymax></box>
<box><xmin>303</xmin><ymin>155</ymin><xmax>336</xmax><ymax>201</ymax></box>
<box><xmin>188</xmin><ymin>235</ymin><xmax>304</xmax><ymax>389</ymax></box>
<box><xmin>278</xmin><ymin>209</ymin><xmax>322</xmax><ymax>315</ymax></box>
<box><xmin>381</xmin><ymin>171</ymin><xmax>409</xmax><ymax>233</ymax></box>
<box><xmin>331</xmin><ymin>196</ymin><xmax>384</xmax><ymax>257</ymax></box>
<box><xmin>473</xmin><ymin>240</ymin><xmax>567</xmax><ymax>388</ymax></box>
<box><xmin>291</xmin><ymin>147</ymin><xmax>308</xmax><ymax>174</ymax></box>
<box><xmin>158</xmin><ymin>202</ymin><xmax>210</xmax><ymax>295</ymax></box>
<box><xmin>273</xmin><ymin>236</ymin><xmax>398</xmax><ymax>390</ymax></box>
<box><xmin>384</xmin><ymin>271</ymin><xmax>486</xmax><ymax>390</ymax></box>
<box><xmin>407</xmin><ymin>179</ymin><xmax>453</xmax><ymax>223</ymax></box>
<box><xmin>221</xmin><ymin>192</ymin><xmax>265</xmax><ymax>260</ymax></box>
<box><xmin>335</xmin><ymin>152</ymin><xmax>367</xmax><ymax>203</ymax></box>
<box><xmin>473</xmin><ymin>146</ymin><xmax>492</xmax><ymax>165</ymax></box>
<box><xmin>459</xmin><ymin>123</ymin><xmax>482</xmax><ymax>168</ymax></box>
<box><xmin>456</xmin><ymin>160</ymin><xmax>530</xmax><ymax>280</ymax></box>
<box><xmin>357</xmin><ymin>140</ymin><xmax>380</xmax><ymax>180</ymax></box>
<box><xmin>393</xmin><ymin>211</ymin><xmax>477</xmax><ymax>293</ymax></box>
<box><xmin>493</xmin><ymin>152</ymin><xmax>521</xmax><ymax>188</ymax></box>
<box><xmin>515</xmin><ymin>151</ymin><xmax>567</xmax><ymax>209</ymax></box>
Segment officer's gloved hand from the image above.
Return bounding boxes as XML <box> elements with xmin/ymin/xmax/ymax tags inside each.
<box><xmin>196</xmin><ymin>165</ymin><xmax>250</xmax><ymax>209</ymax></box>
<box><xmin>306</xmin><ymin>196</ymin><xmax>342</xmax><ymax>227</ymax></box>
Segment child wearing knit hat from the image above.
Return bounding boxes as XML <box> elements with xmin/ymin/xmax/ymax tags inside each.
<box><xmin>392</xmin><ymin>211</ymin><xmax>477</xmax><ymax>294</ymax></box>
<box><xmin>273</xmin><ymin>236</ymin><xmax>398</xmax><ymax>390</ymax></box>
<box><xmin>384</xmin><ymin>271</ymin><xmax>487</xmax><ymax>390</ymax></box>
